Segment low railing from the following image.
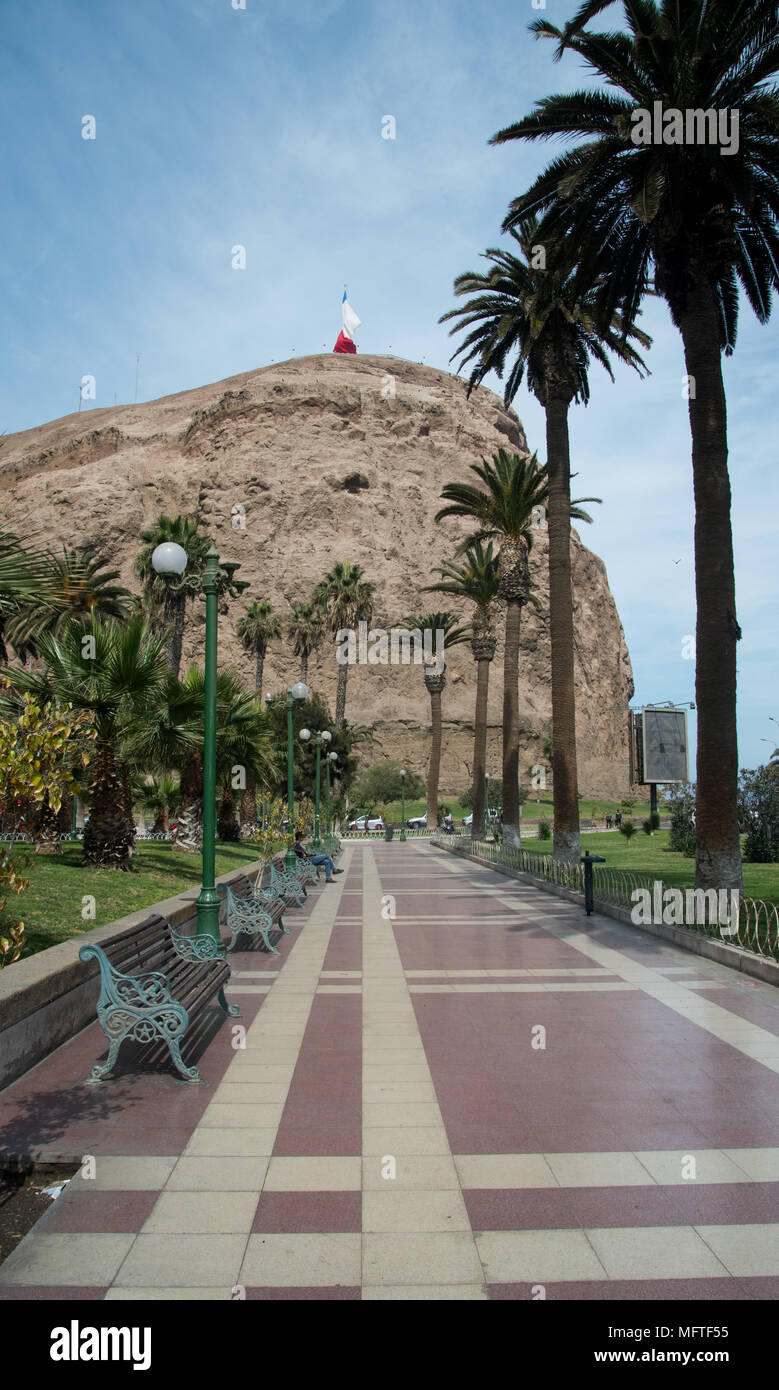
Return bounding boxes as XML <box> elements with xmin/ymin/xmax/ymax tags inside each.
<box><xmin>432</xmin><ymin>836</ymin><xmax>778</xmax><ymax>962</ymax></box>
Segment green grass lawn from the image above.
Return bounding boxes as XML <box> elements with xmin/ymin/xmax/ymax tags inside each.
<box><xmin>514</xmin><ymin>829</ymin><xmax>779</xmax><ymax>905</ymax></box>
<box><xmin>13</xmin><ymin>841</ymin><xmax>263</xmax><ymax>958</ymax></box>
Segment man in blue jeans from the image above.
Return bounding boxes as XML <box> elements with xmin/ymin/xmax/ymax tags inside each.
<box><xmin>294</xmin><ymin>831</ymin><xmax>343</xmax><ymax>883</ymax></box>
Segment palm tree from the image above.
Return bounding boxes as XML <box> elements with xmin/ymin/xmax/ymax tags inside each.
<box><xmin>400</xmin><ymin>610</ymin><xmax>471</xmax><ymax>828</ymax></box>
<box><xmin>490</xmin><ymin>0</ymin><xmax>779</xmax><ymax>888</ymax></box>
<box><xmin>135</xmin><ymin>516</ymin><xmax>210</xmax><ymax>677</ymax></box>
<box><xmin>287</xmin><ymin>602</ymin><xmax>325</xmax><ymax>685</ymax></box>
<box><xmin>314</xmin><ymin>562</ymin><xmax>375</xmax><ymax>726</ymax></box>
<box><xmin>436</xmin><ymin>450</ymin><xmax>549</xmax><ymax>846</ymax></box>
<box><xmin>11</xmin><ymin>615</ymin><xmax>169</xmax><ymax>867</ymax></box>
<box><xmin>169</xmin><ymin>667</ymin><xmax>278</xmax><ymax>854</ymax></box>
<box><xmin>425</xmin><ymin>543</ymin><xmax>501</xmax><ymax>841</ymax></box>
<box><xmin>236</xmin><ymin>600</ymin><xmax>281</xmax><ymax>692</ymax></box>
<box><xmin>6</xmin><ymin>546</ymin><xmax>133</xmax><ymax>656</ymax></box>
<box><xmin>0</xmin><ymin>530</ymin><xmax>57</xmax><ymax>662</ymax></box>
<box><xmin>441</xmin><ymin>220</ymin><xmax>648</xmax><ymax>862</ymax></box>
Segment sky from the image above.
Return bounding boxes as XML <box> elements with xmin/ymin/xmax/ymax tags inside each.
<box><xmin>1</xmin><ymin>0</ymin><xmax>777</xmax><ymax>773</ymax></box>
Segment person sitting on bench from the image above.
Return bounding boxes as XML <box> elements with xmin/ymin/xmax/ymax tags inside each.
<box><xmin>294</xmin><ymin>831</ymin><xmax>343</xmax><ymax>882</ymax></box>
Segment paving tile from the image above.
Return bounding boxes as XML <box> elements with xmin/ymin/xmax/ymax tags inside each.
<box><xmin>143</xmin><ymin>1191</ymin><xmax>259</xmax><ymax>1234</ymax></box>
<box><xmin>164</xmin><ymin>1157</ymin><xmax>269</xmax><ymax>1191</ymax></box>
<box><xmin>362</xmin><ymin>1232</ymin><xmax>483</xmax><ymax>1286</ymax></box>
<box><xmin>476</xmin><ymin>1229</ymin><xmax>607</xmax><ymax>1283</ymax></box>
<box><xmin>362</xmin><ymin>1155</ymin><xmax>461</xmax><ymax>1190</ymax></box>
<box><xmin>0</xmin><ymin>1234</ymin><xmax>136</xmax><ymax>1286</ymax></box>
<box><xmin>264</xmin><ymin>1157</ymin><xmax>362</xmax><ymax>1190</ymax></box>
<box><xmin>544</xmin><ymin>1152</ymin><xmax>656</xmax><ymax>1188</ymax></box>
<box><xmin>633</xmin><ymin>1149</ymin><xmax>755</xmax><ymax>1185</ymax></box>
<box><xmin>117</xmin><ymin>1235</ymin><xmax>247</xmax><ymax>1287</ymax></box>
<box><xmin>105</xmin><ymin>1287</ymin><xmax>233</xmax><ymax>1301</ymax></box>
<box><xmin>253</xmin><ymin>1191</ymin><xmax>362</xmax><ymax>1233</ymax></box>
<box><xmin>454</xmin><ymin>1155</ymin><xmax>557</xmax><ymax>1189</ymax></box>
<box><xmin>362</xmin><ymin>1284</ymin><xmax>489</xmax><ymax>1300</ymax></box>
<box><xmin>694</xmin><ymin>1223</ymin><xmax>779</xmax><ymax>1275</ymax></box>
<box><xmin>363</xmin><ymin>1127</ymin><xmax>451</xmax><ymax>1156</ymax></box>
<box><xmin>67</xmin><ymin>1157</ymin><xmax>178</xmax><ymax>1191</ymax></box>
<box><xmin>240</xmin><ymin>1233</ymin><xmax>361</xmax><ymax>1286</ymax></box>
<box><xmin>184</xmin><ymin>1128</ymin><xmax>278</xmax><ymax>1157</ymax></box>
<box><xmin>585</xmin><ymin>1225</ymin><xmax>731</xmax><ymax>1279</ymax></box>
<box><xmin>363</xmin><ymin>1190</ymin><xmax>470</xmax><ymax>1232</ymax></box>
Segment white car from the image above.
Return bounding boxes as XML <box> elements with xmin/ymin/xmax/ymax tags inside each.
<box><xmin>406</xmin><ymin>814</ymin><xmax>427</xmax><ymax>829</ymax></box>
<box><xmin>347</xmin><ymin>815</ymin><xmax>385</xmax><ymax>832</ymax></box>
<box><xmin>463</xmin><ymin>810</ymin><xmax>500</xmax><ymax>826</ymax></box>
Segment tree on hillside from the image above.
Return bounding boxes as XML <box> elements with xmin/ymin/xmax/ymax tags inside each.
<box><xmin>135</xmin><ymin>515</ymin><xmax>211</xmax><ymax>678</ymax></box>
<box><xmin>314</xmin><ymin>562</ymin><xmax>375</xmax><ymax>726</ymax></box>
<box><xmin>287</xmin><ymin>601</ymin><xmax>325</xmax><ymax>685</ymax></box>
<box><xmin>236</xmin><ymin>600</ymin><xmax>282</xmax><ymax>693</ymax></box>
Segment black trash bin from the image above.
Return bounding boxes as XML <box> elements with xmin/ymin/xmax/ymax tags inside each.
<box><xmin>384</xmin><ymin>827</ymin><xmax>394</xmax><ymax>842</ymax></box>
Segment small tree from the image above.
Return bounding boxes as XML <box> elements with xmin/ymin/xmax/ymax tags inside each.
<box><xmin>619</xmin><ymin>819</ymin><xmax>636</xmax><ymax>846</ymax></box>
<box><xmin>739</xmin><ymin>766</ymin><xmax>779</xmax><ymax>863</ymax></box>
<box><xmin>668</xmin><ymin>784</ymin><xmax>697</xmax><ymax>858</ymax></box>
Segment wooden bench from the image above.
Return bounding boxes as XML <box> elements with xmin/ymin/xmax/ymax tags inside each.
<box><xmin>224</xmin><ymin>875</ymin><xmax>289</xmax><ymax>953</ymax></box>
<box><xmin>78</xmin><ymin>913</ymin><xmax>240</xmax><ymax>1083</ymax></box>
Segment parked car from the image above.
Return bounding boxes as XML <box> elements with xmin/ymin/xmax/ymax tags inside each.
<box><xmin>406</xmin><ymin>813</ymin><xmax>427</xmax><ymax>829</ymax></box>
<box><xmin>463</xmin><ymin>810</ymin><xmax>500</xmax><ymax>826</ymax></box>
<box><xmin>347</xmin><ymin>815</ymin><xmax>385</xmax><ymax>832</ymax></box>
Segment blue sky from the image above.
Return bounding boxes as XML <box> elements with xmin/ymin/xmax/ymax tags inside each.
<box><xmin>1</xmin><ymin>0</ymin><xmax>777</xmax><ymax>771</ymax></box>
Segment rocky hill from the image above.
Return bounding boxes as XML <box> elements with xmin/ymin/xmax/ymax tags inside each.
<box><xmin>0</xmin><ymin>353</ymin><xmax>634</xmax><ymax>800</ymax></box>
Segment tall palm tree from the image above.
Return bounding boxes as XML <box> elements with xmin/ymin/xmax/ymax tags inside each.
<box><xmin>135</xmin><ymin>515</ymin><xmax>210</xmax><ymax>677</ymax></box>
<box><xmin>436</xmin><ymin>450</ymin><xmax>549</xmax><ymax>846</ymax></box>
<box><xmin>236</xmin><ymin>600</ymin><xmax>282</xmax><ymax>692</ymax></box>
<box><xmin>400</xmin><ymin>610</ymin><xmax>471</xmax><ymax>828</ymax></box>
<box><xmin>6</xmin><ymin>546</ymin><xmax>133</xmax><ymax>656</ymax></box>
<box><xmin>287</xmin><ymin>601</ymin><xmax>325</xmax><ymax>685</ymax></box>
<box><xmin>11</xmin><ymin>615</ymin><xmax>169</xmax><ymax>867</ymax></box>
<box><xmin>314</xmin><ymin>562</ymin><xmax>375</xmax><ymax>726</ymax></box>
<box><xmin>441</xmin><ymin>220</ymin><xmax>648</xmax><ymax>862</ymax></box>
<box><xmin>490</xmin><ymin>0</ymin><xmax>779</xmax><ymax>888</ymax></box>
<box><xmin>425</xmin><ymin>543</ymin><xmax>501</xmax><ymax>841</ymax></box>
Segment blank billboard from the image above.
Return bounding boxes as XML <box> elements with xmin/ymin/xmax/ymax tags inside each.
<box><xmin>641</xmin><ymin>707</ymin><xmax>688</xmax><ymax>783</ymax></box>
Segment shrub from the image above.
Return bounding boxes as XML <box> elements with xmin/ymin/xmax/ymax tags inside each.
<box><xmin>537</xmin><ymin>820</ymin><xmax>551</xmax><ymax>840</ymax></box>
<box><xmin>650</xmin><ymin>811</ymin><xmax>660</xmax><ymax>830</ymax></box>
<box><xmin>642</xmin><ymin>818</ymin><xmax>653</xmax><ymax>835</ymax></box>
<box><xmin>739</xmin><ymin>765</ymin><xmax>779</xmax><ymax>863</ymax></box>
<box><xmin>619</xmin><ymin>819</ymin><xmax>636</xmax><ymax>844</ymax></box>
<box><xmin>668</xmin><ymin>784</ymin><xmax>696</xmax><ymax>857</ymax></box>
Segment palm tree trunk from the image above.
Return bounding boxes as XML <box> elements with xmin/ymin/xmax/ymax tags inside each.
<box><xmin>300</xmin><ymin>651</ymin><xmax>309</xmax><ymax>684</ymax></box>
<box><xmin>255</xmin><ymin>647</ymin><xmax>265</xmax><ymax>694</ymax></box>
<box><xmin>471</xmin><ymin>658</ymin><xmax>491</xmax><ymax>840</ymax></box>
<box><xmin>427</xmin><ymin>688</ymin><xmax>443</xmax><ymax>826</ymax></box>
<box><xmin>502</xmin><ymin>599</ymin><xmax>522</xmax><ymax>846</ymax></box>
<box><xmin>335</xmin><ymin>662</ymin><xmax>348</xmax><ymax>727</ymax></box>
<box><xmin>174</xmin><ymin>751</ymin><xmax>203</xmax><ymax>855</ymax></box>
<box><xmin>164</xmin><ymin>592</ymin><xmax>186</xmax><ymax>678</ymax></box>
<box><xmin>84</xmin><ymin>742</ymin><xmax>135</xmax><ymax>868</ymax></box>
<box><xmin>546</xmin><ymin>396</ymin><xmax>581</xmax><ymax>864</ymax></box>
<box><xmin>678</xmin><ymin>285</ymin><xmax>742</xmax><ymax>893</ymax></box>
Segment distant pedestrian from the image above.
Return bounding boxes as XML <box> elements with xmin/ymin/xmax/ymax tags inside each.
<box><xmin>615</xmin><ymin>810</ymin><xmax>622</xmax><ymax>829</ymax></box>
<box><xmin>606</xmin><ymin>814</ymin><xmax>613</xmax><ymax>830</ymax></box>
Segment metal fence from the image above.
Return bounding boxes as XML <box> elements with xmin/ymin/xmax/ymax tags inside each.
<box><xmin>432</xmin><ymin>836</ymin><xmax>778</xmax><ymax>962</ymax></box>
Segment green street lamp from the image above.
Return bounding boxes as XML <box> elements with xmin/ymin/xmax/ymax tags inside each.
<box><xmin>299</xmin><ymin>727</ymin><xmax>332</xmax><ymax>848</ymax></box>
<box><xmin>326</xmin><ymin>751</ymin><xmax>338</xmax><ymax>834</ymax></box>
<box><xmin>152</xmin><ymin>539</ymin><xmax>248</xmax><ymax>945</ymax></box>
<box><xmin>284</xmin><ymin>682</ymin><xmax>309</xmax><ymax>866</ymax></box>
<box><xmin>400</xmin><ymin>768</ymin><xmax>406</xmax><ymax>841</ymax></box>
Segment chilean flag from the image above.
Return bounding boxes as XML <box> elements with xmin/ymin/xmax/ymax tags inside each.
<box><xmin>333</xmin><ymin>290</ymin><xmax>360</xmax><ymax>353</ymax></box>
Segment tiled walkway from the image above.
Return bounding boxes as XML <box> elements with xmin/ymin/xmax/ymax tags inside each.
<box><xmin>1</xmin><ymin>841</ymin><xmax>778</xmax><ymax>1300</ymax></box>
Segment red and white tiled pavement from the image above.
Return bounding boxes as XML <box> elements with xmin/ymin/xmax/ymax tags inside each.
<box><xmin>1</xmin><ymin>841</ymin><xmax>778</xmax><ymax>1301</ymax></box>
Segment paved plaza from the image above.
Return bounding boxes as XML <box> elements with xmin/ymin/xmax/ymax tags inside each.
<box><xmin>0</xmin><ymin>840</ymin><xmax>778</xmax><ymax>1301</ymax></box>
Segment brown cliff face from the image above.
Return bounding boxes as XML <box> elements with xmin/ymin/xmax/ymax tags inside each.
<box><xmin>0</xmin><ymin>354</ymin><xmax>634</xmax><ymax>799</ymax></box>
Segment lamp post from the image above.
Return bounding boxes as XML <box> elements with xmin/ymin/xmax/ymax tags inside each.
<box><xmin>400</xmin><ymin>769</ymin><xmax>406</xmax><ymax>841</ymax></box>
<box><xmin>299</xmin><ymin>728</ymin><xmax>332</xmax><ymax>848</ymax></box>
<box><xmin>285</xmin><ymin>682</ymin><xmax>309</xmax><ymax>866</ymax></box>
<box><xmin>151</xmin><ymin>539</ymin><xmax>248</xmax><ymax>944</ymax></box>
<box><xmin>326</xmin><ymin>751</ymin><xmax>337</xmax><ymax>834</ymax></box>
